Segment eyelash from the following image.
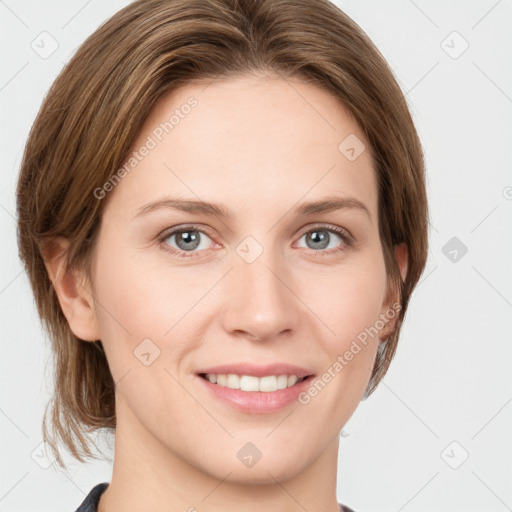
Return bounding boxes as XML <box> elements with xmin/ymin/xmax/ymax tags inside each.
<box><xmin>157</xmin><ymin>223</ymin><xmax>354</xmax><ymax>260</ymax></box>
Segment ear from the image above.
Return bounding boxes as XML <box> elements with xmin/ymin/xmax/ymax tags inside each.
<box><xmin>379</xmin><ymin>242</ymin><xmax>408</xmax><ymax>340</ymax></box>
<box><xmin>42</xmin><ymin>237</ymin><xmax>101</xmax><ymax>342</ymax></box>
<box><xmin>394</xmin><ymin>242</ymin><xmax>408</xmax><ymax>283</ymax></box>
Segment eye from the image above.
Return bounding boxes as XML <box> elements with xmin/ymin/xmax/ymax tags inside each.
<box><xmin>159</xmin><ymin>225</ymin><xmax>214</xmax><ymax>258</ymax></box>
<box><xmin>295</xmin><ymin>224</ymin><xmax>353</xmax><ymax>255</ymax></box>
<box><xmin>158</xmin><ymin>223</ymin><xmax>354</xmax><ymax>259</ymax></box>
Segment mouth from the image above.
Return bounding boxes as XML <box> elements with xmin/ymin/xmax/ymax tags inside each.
<box><xmin>197</xmin><ymin>372</ymin><xmax>314</xmax><ymax>392</ymax></box>
<box><xmin>194</xmin><ymin>363</ymin><xmax>316</xmax><ymax>412</ymax></box>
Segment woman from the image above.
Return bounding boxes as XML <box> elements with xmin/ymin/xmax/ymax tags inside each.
<box><xmin>16</xmin><ymin>0</ymin><xmax>428</xmax><ymax>510</ymax></box>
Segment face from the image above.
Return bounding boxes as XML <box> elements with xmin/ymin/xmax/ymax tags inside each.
<box><xmin>84</xmin><ymin>73</ymin><xmax>399</xmax><ymax>483</ymax></box>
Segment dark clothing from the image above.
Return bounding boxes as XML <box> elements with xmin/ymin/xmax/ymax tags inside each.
<box><xmin>75</xmin><ymin>482</ymin><xmax>356</xmax><ymax>512</ymax></box>
<box><xmin>75</xmin><ymin>483</ymin><xmax>108</xmax><ymax>512</ymax></box>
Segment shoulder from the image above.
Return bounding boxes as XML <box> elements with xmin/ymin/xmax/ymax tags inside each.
<box><xmin>75</xmin><ymin>482</ymin><xmax>109</xmax><ymax>512</ymax></box>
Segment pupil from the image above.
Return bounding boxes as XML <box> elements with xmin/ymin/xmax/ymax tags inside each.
<box><xmin>308</xmin><ymin>230</ymin><xmax>329</xmax><ymax>250</ymax></box>
<box><xmin>177</xmin><ymin>231</ymin><xmax>200</xmax><ymax>251</ymax></box>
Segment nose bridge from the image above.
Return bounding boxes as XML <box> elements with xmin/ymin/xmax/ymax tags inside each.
<box><xmin>222</xmin><ymin>235</ymin><xmax>299</xmax><ymax>340</ymax></box>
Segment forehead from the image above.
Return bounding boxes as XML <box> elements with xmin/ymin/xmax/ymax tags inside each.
<box><xmin>104</xmin><ymin>73</ymin><xmax>378</xmax><ymax>221</ymax></box>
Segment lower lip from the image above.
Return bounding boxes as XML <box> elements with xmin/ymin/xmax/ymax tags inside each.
<box><xmin>195</xmin><ymin>374</ymin><xmax>314</xmax><ymax>413</ymax></box>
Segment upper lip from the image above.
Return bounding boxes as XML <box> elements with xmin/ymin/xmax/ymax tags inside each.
<box><xmin>196</xmin><ymin>363</ymin><xmax>315</xmax><ymax>379</ymax></box>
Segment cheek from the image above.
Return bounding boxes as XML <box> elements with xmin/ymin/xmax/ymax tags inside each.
<box><xmin>92</xmin><ymin>240</ymin><xmax>184</xmax><ymax>334</ymax></box>
<box><xmin>90</xmin><ymin>238</ymin><xmax>217</xmax><ymax>381</ymax></box>
<box><xmin>304</xmin><ymin>254</ymin><xmax>388</xmax><ymax>347</ymax></box>
<box><xmin>301</xmin><ymin>249</ymin><xmax>388</xmax><ymax>399</ymax></box>
<box><xmin>89</xmin><ymin>237</ymin><xmax>170</xmax><ymax>368</ymax></box>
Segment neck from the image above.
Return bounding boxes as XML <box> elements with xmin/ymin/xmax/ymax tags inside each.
<box><xmin>98</xmin><ymin>394</ymin><xmax>342</xmax><ymax>512</ymax></box>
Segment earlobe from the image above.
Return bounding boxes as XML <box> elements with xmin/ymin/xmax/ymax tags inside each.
<box><xmin>42</xmin><ymin>237</ymin><xmax>101</xmax><ymax>342</ymax></box>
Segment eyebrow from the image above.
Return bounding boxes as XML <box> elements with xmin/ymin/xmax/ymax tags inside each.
<box><xmin>134</xmin><ymin>195</ymin><xmax>371</xmax><ymax>221</ymax></box>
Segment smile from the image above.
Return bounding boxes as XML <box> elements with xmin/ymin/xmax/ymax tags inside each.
<box><xmin>199</xmin><ymin>373</ymin><xmax>310</xmax><ymax>392</ymax></box>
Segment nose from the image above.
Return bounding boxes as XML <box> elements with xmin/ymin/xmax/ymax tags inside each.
<box><xmin>220</xmin><ymin>243</ymin><xmax>301</xmax><ymax>343</ymax></box>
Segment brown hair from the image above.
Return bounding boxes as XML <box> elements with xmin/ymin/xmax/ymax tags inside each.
<box><xmin>16</xmin><ymin>0</ymin><xmax>428</xmax><ymax>468</ymax></box>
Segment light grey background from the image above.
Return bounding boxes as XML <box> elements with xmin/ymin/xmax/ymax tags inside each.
<box><xmin>1</xmin><ymin>1</ymin><xmax>511</xmax><ymax>511</ymax></box>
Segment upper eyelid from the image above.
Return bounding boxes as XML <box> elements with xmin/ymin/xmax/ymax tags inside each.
<box><xmin>299</xmin><ymin>223</ymin><xmax>350</xmax><ymax>235</ymax></box>
<box><xmin>158</xmin><ymin>223</ymin><xmax>214</xmax><ymax>241</ymax></box>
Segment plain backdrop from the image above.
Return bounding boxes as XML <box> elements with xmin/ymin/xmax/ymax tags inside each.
<box><xmin>1</xmin><ymin>1</ymin><xmax>511</xmax><ymax>511</ymax></box>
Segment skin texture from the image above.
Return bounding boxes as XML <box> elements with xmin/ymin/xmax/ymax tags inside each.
<box><xmin>46</xmin><ymin>73</ymin><xmax>407</xmax><ymax>512</ymax></box>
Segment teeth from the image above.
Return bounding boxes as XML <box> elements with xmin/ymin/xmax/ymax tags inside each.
<box><xmin>204</xmin><ymin>373</ymin><xmax>304</xmax><ymax>392</ymax></box>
